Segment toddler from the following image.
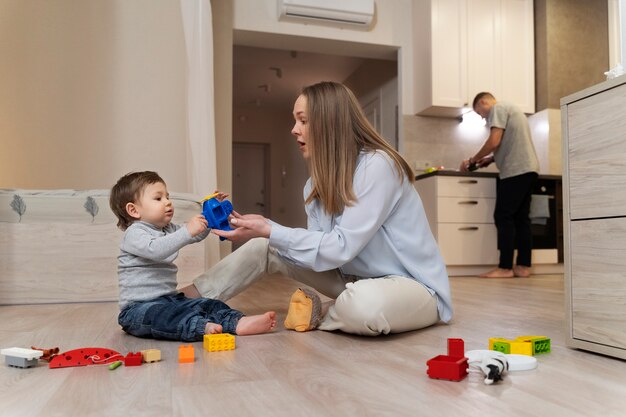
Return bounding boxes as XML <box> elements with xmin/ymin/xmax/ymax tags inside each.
<box><xmin>109</xmin><ymin>171</ymin><xmax>276</xmax><ymax>342</ymax></box>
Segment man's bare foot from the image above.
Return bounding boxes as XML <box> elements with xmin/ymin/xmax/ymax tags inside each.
<box><xmin>205</xmin><ymin>322</ymin><xmax>223</xmax><ymax>334</ymax></box>
<box><xmin>236</xmin><ymin>312</ymin><xmax>277</xmax><ymax>335</ymax></box>
<box><xmin>513</xmin><ymin>265</ymin><xmax>531</xmax><ymax>277</ymax></box>
<box><xmin>479</xmin><ymin>268</ymin><xmax>514</xmax><ymax>278</ymax></box>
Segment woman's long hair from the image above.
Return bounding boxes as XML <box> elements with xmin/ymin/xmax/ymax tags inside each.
<box><xmin>302</xmin><ymin>81</ymin><xmax>414</xmax><ymax>215</ymax></box>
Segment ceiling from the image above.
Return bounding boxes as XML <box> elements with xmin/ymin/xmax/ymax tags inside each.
<box><xmin>233</xmin><ymin>45</ymin><xmax>368</xmax><ymax>110</ymax></box>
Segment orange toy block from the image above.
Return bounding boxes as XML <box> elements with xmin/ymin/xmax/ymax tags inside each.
<box><xmin>178</xmin><ymin>345</ymin><xmax>195</xmax><ymax>363</ymax></box>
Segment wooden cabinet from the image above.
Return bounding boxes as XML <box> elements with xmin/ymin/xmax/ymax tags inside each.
<box><xmin>561</xmin><ymin>77</ymin><xmax>626</xmax><ymax>360</ymax></box>
<box><xmin>415</xmin><ymin>175</ymin><xmax>498</xmax><ymax>266</ymax></box>
<box><xmin>414</xmin><ymin>0</ymin><xmax>535</xmax><ymax>117</ymax></box>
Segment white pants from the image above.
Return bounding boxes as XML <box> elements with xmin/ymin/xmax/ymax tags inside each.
<box><xmin>192</xmin><ymin>238</ymin><xmax>439</xmax><ymax>336</ymax></box>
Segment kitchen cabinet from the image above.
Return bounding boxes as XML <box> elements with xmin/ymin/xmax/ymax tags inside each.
<box><xmin>415</xmin><ymin>171</ymin><xmax>562</xmax><ymax>276</ymax></box>
<box><xmin>561</xmin><ymin>77</ymin><xmax>626</xmax><ymax>360</ymax></box>
<box><xmin>415</xmin><ymin>174</ymin><xmax>499</xmax><ymax>266</ymax></box>
<box><xmin>414</xmin><ymin>0</ymin><xmax>535</xmax><ymax>117</ymax></box>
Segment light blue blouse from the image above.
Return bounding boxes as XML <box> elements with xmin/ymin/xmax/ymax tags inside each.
<box><xmin>269</xmin><ymin>151</ymin><xmax>453</xmax><ymax>323</ymax></box>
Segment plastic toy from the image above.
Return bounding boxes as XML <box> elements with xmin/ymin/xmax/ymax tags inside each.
<box><xmin>426</xmin><ymin>338</ymin><xmax>468</xmax><ymax>381</ymax></box>
<box><xmin>124</xmin><ymin>352</ymin><xmax>143</xmax><ymax>366</ymax></box>
<box><xmin>203</xmin><ymin>334</ymin><xmax>236</xmax><ymax>352</ymax></box>
<box><xmin>1</xmin><ymin>347</ymin><xmax>44</xmax><ymax>368</ymax></box>
<box><xmin>515</xmin><ymin>335</ymin><xmax>551</xmax><ymax>355</ymax></box>
<box><xmin>30</xmin><ymin>346</ymin><xmax>59</xmax><ymax>362</ymax></box>
<box><xmin>465</xmin><ymin>350</ymin><xmax>508</xmax><ymax>385</ymax></box>
<box><xmin>201</xmin><ymin>193</ymin><xmax>233</xmax><ymax>240</ymax></box>
<box><xmin>178</xmin><ymin>345</ymin><xmax>195</xmax><ymax>363</ymax></box>
<box><xmin>108</xmin><ymin>360</ymin><xmax>123</xmax><ymax>370</ymax></box>
<box><xmin>141</xmin><ymin>349</ymin><xmax>161</xmax><ymax>363</ymax></box>
<box><xmin>489</xmin><ymin>335</ymin><xmax>551</xmax><ymax>356</ymax></box>
<box><xmin>49</xmin><ymin>347</ymin><xmax>122</xmax><ymax>368</ymax></box>
<box><xmin>489</xmin><ymin>337</ymin><xmax>532</xmax><ymax>355</ymax></box>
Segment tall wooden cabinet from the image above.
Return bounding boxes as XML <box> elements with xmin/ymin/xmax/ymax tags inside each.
<box><xmin>561</xmin><ymin>77</ymin><xmax>626</xmax><ymax>360</ymax></box>
<box><xmin>414</xmin><ymin>0</ymin><xmax>535</xmax><ymax>117</ymax></box>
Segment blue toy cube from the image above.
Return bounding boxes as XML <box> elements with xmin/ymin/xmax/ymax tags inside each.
<box><xmin>202</xmin><ymin>198</ymin><xmax>233</xmax><ymax>240</ymax></box>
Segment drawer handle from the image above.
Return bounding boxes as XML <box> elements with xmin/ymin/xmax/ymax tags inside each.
<box><xmin>458</xmin><ymin>200</ymin><xmax>478</xmax><ymax>205</ymax></box>
<box><xmin>458</xmin><ymin>226</ymin><xmax>479</xmax><ymax>231</ymax></box>
<box><xmin>458</xmin><ymin>180</ymin><xmax>478</xmax><ymax>184</ymax></box>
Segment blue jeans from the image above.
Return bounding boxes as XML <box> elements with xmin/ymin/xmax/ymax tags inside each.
<box><xmin>118</xmin><ymin>293</ymin><xmax>244</xmax><ymax>342</ymax></box>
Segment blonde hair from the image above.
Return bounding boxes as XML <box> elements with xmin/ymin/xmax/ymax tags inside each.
<box><xmin>301</xmin><ymin>81</ymin><xmax>414</xmax><ymax>215</ymax></box>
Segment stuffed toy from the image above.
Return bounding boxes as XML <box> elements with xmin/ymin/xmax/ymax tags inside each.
<box><xmin>284</xmin><ymin>288</ymin><xmax>322</xmax><ymax>332</ymax></box>
<box><xmin>466</xmin><ymin>350</ymin><xmax>508</xmax><ymax>385</ymax></box>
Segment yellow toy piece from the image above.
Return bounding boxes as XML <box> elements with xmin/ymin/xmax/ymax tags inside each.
<box><xmin>201</xmin><ymin>193</ymin><xmax>219</xmax><ymax>202</ymax></box>
<box><xmin>140</xmin><ymin>349</ymin><xmax>161</xmax><ymax>363</ymax></box>
<box><xmin>284</xmin><ymin>288</ymin><xmax>322</xmax><ymax>332</ymax></box>
<box><xmin>489</xmin><ymin>337</ymin><xmax>533</xmax><ymax>356</ymax></box>
<box><xmin>203</xmin><ymin>333</ymin><xmax>236</xmax><ymax>352</ymax></box>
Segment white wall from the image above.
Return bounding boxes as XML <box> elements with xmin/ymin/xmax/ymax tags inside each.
<box><xmin>0</xmin><ymin>1</ymin><xmax>189</xmax><ymax>191</ymax></box>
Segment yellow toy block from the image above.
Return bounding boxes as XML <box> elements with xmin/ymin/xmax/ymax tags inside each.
<box><xmin>178</xmin><ymin>345</ymin><xmax>195</xmax><ymax>363</ymax></box>
<box><xmin>140</xmin><ymin>349</ymin><xmax>161</xmax><ymax>363</ymax></box>
<box><xmin>489</xmin><ymin>337</ymin><xmax>533</xmax><ymax>356</ymax></box>
<box><xmin>203</xmin><ymin>333</ymin><xmax>236</xmax><ymax>352</ymax></box>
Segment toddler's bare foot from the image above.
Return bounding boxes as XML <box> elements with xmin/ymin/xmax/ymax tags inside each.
<box><xmin>236</xmin><ymin>312</ymin><xmax>277</xmax><ymax>335</ymax></box>
<box><xmin>205</xmin><ymin>322</ymin><xmax>223</xmax><ymax>334</ymax></box>
<box><xmin>513</xmin><ymin>265</ymin><xmax>531</xmax><ymax>277</ymax></box>
<box><xmin>479</xmin><ymin>268</ymin><xmax>514</xmax><ymax>278</ymax></box>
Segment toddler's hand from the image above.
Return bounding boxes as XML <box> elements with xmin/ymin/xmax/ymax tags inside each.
<box><xmin>187</xmin><ymin>214</ymin><xmax>208</xmax><ymax>237</ymax></box>
<box><xmin>211</xmin><ymin>190</ymin><xmax>230</xmax><ymax>202</ymax></box>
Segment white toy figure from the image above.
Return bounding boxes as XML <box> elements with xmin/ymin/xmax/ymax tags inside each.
<box><xmin>466</xmin><ymin>350</ymin><xmax>508</xmax><ymax>385</ymax></box>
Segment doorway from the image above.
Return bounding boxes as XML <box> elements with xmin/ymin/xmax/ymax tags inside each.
<box><xmin>232</xmin><ymin>40</ymin><xmax>400</xmax><ymax>229</ymax></box>
<box><xmin>232</xmin><ymin>142</ymin><xmax>270</xmax><ymax>218</ymax></box>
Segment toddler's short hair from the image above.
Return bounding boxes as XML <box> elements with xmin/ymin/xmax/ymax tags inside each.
<box><xmin>110</xmin><ymin>171</ymin><xmax>165</xmax><ymax>230</ymax></box>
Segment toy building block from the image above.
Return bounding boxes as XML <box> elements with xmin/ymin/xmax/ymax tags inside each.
<box><xmin>489</xmin><ymin>338</ymin><xmax>533</xmax><ymax>356</ymax></box>
<box><xmin>203</xmin><ymin>334</ymin><xmax>236</xmax><ymax>352</ymax></box>
<box><xmin>178</xmin><ymin>345</ymin><xmax>195</xmax><ymax>363</ymax></box>
<box><xmin>141</xmin><ymin>349</ymin><xmax>162</xmax><ymax>363</ymax></box>
<box><xmin>426</xmin><ymin>338</ymin><xmax>468</xmax><ymax>381</ymax></box>
<box><xmin>124</xmin><ymin>352</ymin><xmax>143</xmax><ymax>366</ymax></box>
<box><xmin>515</xmin><ymin>336</ymin><xmax>551</xmax><ymax>355</ymax></box>
<box><xmin>1</xmin><ymin>347</ymin><xmax>44</xmax><ymax>368</ymax></box>
<box><xmin>201</xmin><ymin>195</ymin><xmax>233</xmax><ymax>241</ymax></box>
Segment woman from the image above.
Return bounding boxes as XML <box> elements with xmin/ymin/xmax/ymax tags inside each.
<box><xmin>183</xmin><ymin>82</ymin><xmax>452</xmax><ymax>336</ymax></box>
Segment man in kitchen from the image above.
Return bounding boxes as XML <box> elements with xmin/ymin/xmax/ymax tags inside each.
<box><xmin>459</xmin><ymin>92</ymin><xmax>539</xmax><ymax>278</ymax></box>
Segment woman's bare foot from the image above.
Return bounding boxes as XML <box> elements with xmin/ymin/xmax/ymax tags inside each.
<box><xmin>479</xmin><ymin>268</ymin><xmax>514</xmax><ymax>278</ymax></box>
<box><xmin>236</xmin><ymin>312</ymin><xmax>277</xmax><ymax>335</ymax></box>
<box><xmin>513</xmin><ymin>265</ymin><xmax>531</xmax><ymax>277</ymax></box>
<box><xmin>205</xmin><ymin>322</ymin><xmax>223</xmax><ymax>334</ymax></box>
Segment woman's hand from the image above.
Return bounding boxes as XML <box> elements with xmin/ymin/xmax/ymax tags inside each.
<box><xmin>211</xmin><ymin>211</ymin><xmax>271</xmax><ymax>243</ymax></box>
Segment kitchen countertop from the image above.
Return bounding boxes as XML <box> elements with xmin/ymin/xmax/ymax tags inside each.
<box><xmin>415</xmin><ymin>169</ymin><xmax>562</xmax><ymax>181</ymax></box>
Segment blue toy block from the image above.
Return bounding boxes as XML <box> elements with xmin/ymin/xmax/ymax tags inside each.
<box><xmin>201</xmin><ymin>197</ymin><xmax>233</xmax><ymax>241</ymax></box>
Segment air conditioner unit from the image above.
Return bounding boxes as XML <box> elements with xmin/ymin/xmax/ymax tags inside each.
<box><xmin>278</xmin><ymin>0</ymin><xmax>375</xmax><ymax>28</ymax></box>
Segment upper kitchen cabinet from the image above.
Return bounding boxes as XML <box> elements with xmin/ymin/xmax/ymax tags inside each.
<box><xmin>414</xmin><ymin>0</ymin><xmax>535</xmax><ymax>117</ymax></box>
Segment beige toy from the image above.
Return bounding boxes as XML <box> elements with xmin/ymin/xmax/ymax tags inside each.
<box><xmin>284</xmin><ymin>288</ymin><xmax>322</xmax><ymax>332</ymax></box>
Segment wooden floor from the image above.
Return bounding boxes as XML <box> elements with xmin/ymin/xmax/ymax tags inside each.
<box><xmin>1</xmin><ymin>273</ymin><xmax>625</xmax><ymax>417</ymax></box>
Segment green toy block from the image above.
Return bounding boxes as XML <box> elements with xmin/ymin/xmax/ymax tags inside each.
<box><xmin>516</xmin><ymin>336</ymin><xmax>551</xmax><ymax>355</ymax></box>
